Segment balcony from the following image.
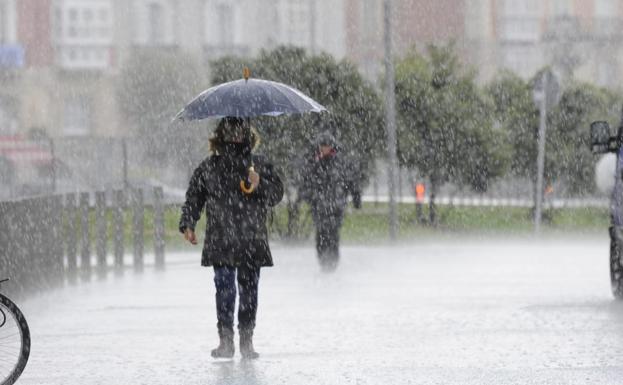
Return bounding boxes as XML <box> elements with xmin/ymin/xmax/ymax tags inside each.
<box><xmin>55</xmin><ymin>45</ymin><xmax>112</xmax><ymax>71</ymax></box>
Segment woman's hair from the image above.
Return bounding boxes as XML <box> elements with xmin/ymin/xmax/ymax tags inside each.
<box><xmin>208</xmin><ymin>117</ymin><xmax>260</xmax><ymax>154</ymax></box>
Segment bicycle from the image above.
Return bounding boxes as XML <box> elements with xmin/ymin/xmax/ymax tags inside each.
<box><xmin>0</xmin><ymin>279</ymin><xmax>30</xmax><ymax>385</ymax></box>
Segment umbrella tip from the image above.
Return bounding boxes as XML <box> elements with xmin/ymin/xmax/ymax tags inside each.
<box><xmin>243</xmin><ymin>67</ymin><xmax>251</xmax><ymax>81</ymax></box>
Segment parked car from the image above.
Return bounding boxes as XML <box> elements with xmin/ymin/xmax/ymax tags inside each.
<box><xmin>590</xmin><ymin>117</ymin><xmax>623</xmax><ymax>299</ymax></box>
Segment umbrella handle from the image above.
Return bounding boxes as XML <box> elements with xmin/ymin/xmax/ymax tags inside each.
<box><xmin>240</xmin><ymin>166</ymin><xmax>256</xmax><ymax>194</ymax></box>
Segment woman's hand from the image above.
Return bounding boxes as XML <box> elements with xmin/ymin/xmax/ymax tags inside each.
<box><xmin>248</xmin><ymin>169</ymin><xmax>260</xmax><ymax>191</ymax></box>
<box><xmin>184</xmin><ymin>228</ymin><xmax>197</xmax><ymax>245</ymax></box>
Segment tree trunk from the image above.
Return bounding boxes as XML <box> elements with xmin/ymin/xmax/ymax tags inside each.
<box><xmin>429</xmin><ymin>176</ymin><xmax>438</xmax><ymax>227</ymax></box>
<box><xmin>286</xmin><ymin>199</ymin><xmax>301</xmax><ymax>240</ymax></box>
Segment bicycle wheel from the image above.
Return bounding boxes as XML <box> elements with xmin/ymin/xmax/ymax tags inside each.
<box><xmin>0</xmin><ymin>293</ymin><xmax>30</xmax><ymax>385</ymax></box>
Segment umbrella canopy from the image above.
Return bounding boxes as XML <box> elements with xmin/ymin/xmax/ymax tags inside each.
<box><xmin>173</xmin><ymin>78</ymin><xmax>327</xmax><ymax>121</ymax></box>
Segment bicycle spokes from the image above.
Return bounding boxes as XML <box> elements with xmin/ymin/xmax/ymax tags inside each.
<box><xmin>0</xmin><ymin>294</ymin><xmax>30</xmax><ymax>385</ymax></box>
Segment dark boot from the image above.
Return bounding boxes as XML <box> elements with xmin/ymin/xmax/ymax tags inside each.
<box><xmin>239</xmin><ymin>329</ymin><xmax>259</xmax><ymax>359</ymax></box>
<box><xmin>211</xmin><ymin>327</ymin><xmax>234</xmax><ymax>358</ymax></box>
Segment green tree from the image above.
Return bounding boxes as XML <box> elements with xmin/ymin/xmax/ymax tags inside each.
<box><xmin>548</xmin><ymin>83</ymin><xmax>621</xmax><ymax>195</ymax></box>
<box><xmin>395</xmin><ymin>45</ymin><xmax>508</xmax><ymax>225</ymax></box>
<box><xmin>209</xmin><ymin>46</ymin><xmax>384</xmax><ymax>238</ymax></box>
<box><xmin>487</xmin><ymin>71</ymin><xmax>621</xmax><ymax>197</ymax></box>
<box><xmin>486</xmin><ymin>71</ymin><xmax>539</xmax><ymax>181</ymax></box>
<box><xmin>117</xmin><ymin>48</ymin><xmax>205</xmax><ymax>167</ymax></box>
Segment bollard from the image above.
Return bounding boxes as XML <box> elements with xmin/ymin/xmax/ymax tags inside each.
<box><xmin>79</xmin><ymin>192</ymin><xmax>91</xmax><ymax>279</ymax></box>
<box><xmin>153</xmin><ymin>187</ymin><xmax>165</xmax><ymax>270</ymax></box>
<box><xmin>95</xmin><ymin>191</ymin><xmax>107</xmax><ymax>278</ymax></box>
<box><xmin>132</xmin><ymin>188</ymin><xmax>144</xmax><ymax>272</ymax></box>
<box><xmin>113</xmin><ymin>190</ymin><xmax>125</xmax><ymax>274</ymax></box>
<box><xmin>65</xmin><ymin>193</ymin><xmax>77</xmax><ymax>282</ymax></box>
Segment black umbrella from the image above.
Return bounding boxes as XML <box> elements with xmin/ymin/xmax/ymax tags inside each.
<box><xmin>173</xmin><ymin>69</ymin><xmax>327</xmax><ymax>121</ymax></box>
<box><xmin>174</xmin><ymin>69</ymin><xmax>327</xmax><ymax>194</ymax></box>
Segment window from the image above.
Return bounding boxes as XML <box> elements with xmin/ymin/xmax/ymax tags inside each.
<box><xmin>148</xmin><ymin>2</ymin><xmax>164</xmax><ymax>44</ymax></box>
<box><xmin>500</xmin><ymin>17</ymin><xmax>540</xmax><ymax>41</ymax></box>
<box><xmin>216</xmin><ymin>2</ymin><xmax>233</xmax><ymax>46</ymax></box>
<box><xmin>134</xmin><ymin>0</ymin><xmax>174</xmax><ymax>46</ymax></box>
<box><xmin>362</xmin><ymin>0</ymin><xmax>379</xmax><ymax>43</ymax></box>
<box><xmin>595</xmin><ymin>0</ymin><xmax>617</xmax><ymax>17</ymax></box>
<box><xmin>551</xmin><ymin>0</ymin><xmax>572</xmax><ymax>17</ymax></box>
<box><xmin>63</xmin><ymin>97</ymin><xmax>91</xmax><ymax>136</ymax></box>
<box><xmin>283</xmin><ymin>0</ymin><xmax>311</xmax><ymax>45</ymax></box>
<box><xmin>501</xmin><ymin>0</ymin><xmax>539</xmax><ymax>17</ymax></box>
<box><xmin>57</xmin><ymin>1</ymin><xmax>113</xmax><ymax>43</ymax></box>
<box><xmin>0</xmin><ymin>96</ymin><xmax>18</xmax><ymax>135</ymax></box>
<box><xmin>0</xmin><ymin>1</ymin><xmax>6</xmax><ymax>44</ymax></box>
<box><xmin>54</xmin><ymin>7</ymin><xmax>63</xmax><ymax>40</ymax></box>
<box><xmin>54</xmin><ymin>0</ymin><xmax>113</xmax><ymax>69</ymax></box>
<box><xmin>204</xmin><ymin>0</ymin><xmax>243</xmax><ymax>50</ymax></box>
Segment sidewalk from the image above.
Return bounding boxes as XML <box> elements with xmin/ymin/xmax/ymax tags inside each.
<box><xmin>16</xmin><ymin>238</ymin><xmax>623</xmax><ymax>385</ymax></box>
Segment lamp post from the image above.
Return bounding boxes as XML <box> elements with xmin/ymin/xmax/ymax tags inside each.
<box><xmin>532</xmin><ymin>70</ymin><xmax>559</xmax><ymax>233</ymax></box>
<box><xmin>383</xmin><ymin>0</ymin><xmax>399</xmax><ymax>239</ymax></box>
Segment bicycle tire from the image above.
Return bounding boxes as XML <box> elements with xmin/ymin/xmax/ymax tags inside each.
<box><xmin>0</xmin><ymin>293</ymin><xmax>30</xmax><ymax>385</ymax></box>
<box><xmin>611</xmin><ymin>233</ymin><xmax>623</xmax><ymax>299</ymax></box>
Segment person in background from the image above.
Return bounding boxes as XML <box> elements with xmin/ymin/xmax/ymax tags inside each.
<box><xmin>298</xmin><ymin>131</ymin><xmax>362</xmax><ymax>271</ymax></box>
<box><xmin>179</xmin><ymin>117</ymin><xmax>284</xmax><ymax>359</ymax></box>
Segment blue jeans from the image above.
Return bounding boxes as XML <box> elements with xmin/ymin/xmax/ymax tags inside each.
<box><xmin>214</xmin><ymin>265</ymin><xmax>261</xmax><ymax>332</ymax></box>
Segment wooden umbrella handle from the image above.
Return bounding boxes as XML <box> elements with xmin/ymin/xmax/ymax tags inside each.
<box><xmin>240</xmin><ymin>166</ymin><xmax>256</xmax><ymax>194</ymax></box>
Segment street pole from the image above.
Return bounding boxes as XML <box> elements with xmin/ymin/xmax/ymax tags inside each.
<box><xmin>122</xmin><ymin>137</ymin><xmax>129</xmax><ymax>190</ymax></box>
<box><xmin>534</xmin><ymin>75</ymin><xmax>548</xmax><ymax>234</ymax></box>
<box><xmin>49</xmin><ymin>138</ymin><xmax>56</xmax><ymax>193</ymax></box>
<box><xmin>384</xmin><ymin>0</ymin><xmax>399</xmax><ymax>239</ymax></box>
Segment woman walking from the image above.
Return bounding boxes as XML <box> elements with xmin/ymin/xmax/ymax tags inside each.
<box><xmin>179</xmin><ymin>117</ymin><xmax>284</xmax><ymax>359</ymax></box>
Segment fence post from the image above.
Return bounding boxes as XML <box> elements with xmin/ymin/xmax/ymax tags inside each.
<box><xmin>113</xmin><ymin>190</ymin><xmax>125</xmax><ymax>274</ymax></box>
<box><xmin>15</xmin><ymin>201</ymin><xmax>28</xmax><ymax>294</ymax></box>
<box><xmin>65</xmin><ymin>193</ymin><xmax>77</xmax><ymax>282</ymax></box>
<box><xmin>38</xmin><ymin>197</ymin><xmax>54</xmax><ymax>289</ymax></box>
<box><xmin>79</xmin><ymin>192</ymin><xmax>91</xmax><ymax>279</ymax></box>
<box><xmin>0</xmin><ymin>201</ymin><xmax>10</xmax><ymax>283</ymax></box>
<box><xmin>132</xmin><ymin>188</ymin><xmax>144</xmax><ymax>272</ymax></box>
<box><xmin>154</xmin><ymin>186</ymin><xmax>165</xmax><ymax>270</ymax></box>
<box><xmin>51</xmin><ymin>195</ymin><xmax>64</xmax><ymax>283</ymax></box>
<box><xmin>19</xmin><ymin>200</ymin><xmax>33</xmax><ymax>293</ymax></box>
<box><xmin>95</xmin><ymin>191</ymin><xmax>107</xmax><ymax>278</ymax></box>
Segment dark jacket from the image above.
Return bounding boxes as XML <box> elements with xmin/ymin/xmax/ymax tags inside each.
<box><xmin>298</xmin><ymin>147</ymin><xmax>361</xmax><ymax>217</ymax></box>
<box><xmin>179</xmin><ymin>147</ymin><xmax>284</xmax><ymax>267</ymax></box>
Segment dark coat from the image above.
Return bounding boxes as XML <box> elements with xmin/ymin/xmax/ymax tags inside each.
<box><xmin>179</xmin><ymin>148</ymin><xmax>284</xmax><ymax>267</ymax></box>
<box><xmin>298</xmin><ymin>148</ymin><xmax>361</xmax><ymax>218</ymax></box>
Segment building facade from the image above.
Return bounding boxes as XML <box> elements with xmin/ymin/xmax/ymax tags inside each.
<box><xmin>344</xmin><ymin>0</ymin><xmax>623</xmax><ymax>86</ymax></box>
<box><xmin>2</xmin><ymin>0</ymin><xmax>623</xmax><ymax>139</ymax></box>
<box><xmin>0</xmin><ymin>0</ymin><xmax>348</xmax><ymax>139</ymax></box>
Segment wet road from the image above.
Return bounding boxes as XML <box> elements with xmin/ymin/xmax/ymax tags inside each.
<box><xmin>17</xmin><ymin>236</ymin><xmax>623</xmax><ymax>384</ymax></box>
